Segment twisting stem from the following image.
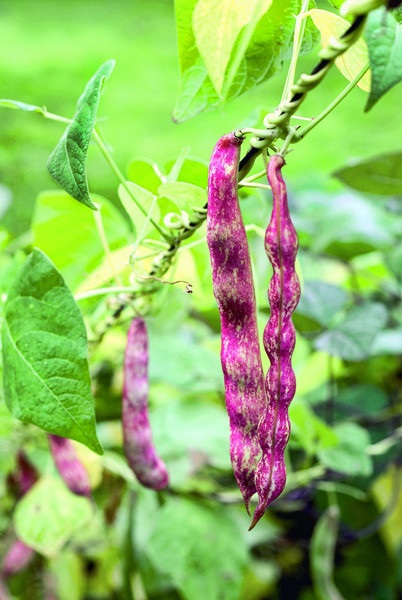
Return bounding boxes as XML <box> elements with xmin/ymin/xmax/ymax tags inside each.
<box><xmin>296</xmin><ymin>61</ymin><xmax>370</xmax><ymax>140</ymax></box>
<box><xmin>239</xmin><ymin>13</ymin><xmax>368</xmax><ymax>176</ymax></box>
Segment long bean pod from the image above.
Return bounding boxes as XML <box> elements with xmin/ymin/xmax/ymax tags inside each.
<box><xmin>48</xmin><ymin>434</ymin><xmax>91</xmax><ymax>497</ymax></box>
<box><xmin>251</xmin><ymin>154</ymin><xmax>300</xmax><ymax>529</ymax></box>
<box><xmin>123</xmin><ymin>317</ymin><xmax>169</xmax><ymax>490</ymax></box>
<box><xmin>207</xmin><ymin>133</ymin><xmax>266</xmax><ymax>510</ymax></box>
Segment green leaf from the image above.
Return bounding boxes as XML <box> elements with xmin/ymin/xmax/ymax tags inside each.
<box><xmin>47</xmin><ymin>60</ymin><xmax>115</xmax><ymax>209</ymax></box>
<box><xmin>173</xmin><ymin>0</ymin><xmax>316</xmax><ymax>121</ymax></box>
<box><xmin>165</xmin><ymin>155</ymin><xmax>208</xmax><ymax>188</ymax></box>
<box><xmin>151</xmin><ymin>399</ymin><xmax>230</xmax><ymax>486</ymax></box>
<box><xmin>14</xmin><ymin>476</ymin><xmax>93</xmax><ymax>558</ymax></box>
<box><xmin>370</xmin><ymin>328</ymin><xmax>402</xmax><ymax>355</ymax></box>
<box><xmin>314</xmin><ymin>302</ymin><xmax>388</xmax><ymax>361</ymax></box>
<box><xmin>295</xmin><ymin>190</ymin><xmax>394</xmax><ymax>259</ymax></box>
<box><xmin>385</xmin><ymin>244</ymin><xmax>402</xmax><ymax>281</ymax></box>
<box><xmin>307</xmin><ymin>9</ymin><xmax>371</xmax><ymax>90</ymax></box>
<box><xmin>32</xmin><ymin>191</ymin><xmax>130</xmax><ymax>291</ymax></box>
<box><xmin>365</xmin><ymin>8</ymin><xmax>402</xmax><ymax>111</ymax></box>
<box><xmin>318</xmin><ymin>422</ymin><xmax>372</xmax><ymax>476</ymax></box>
<box><xmin>0</xmin><ymin>99</ymin><xmax>46</xmax><ymax>114</ymax></box>
<box><xmin>127</xmin><ymin>158</ymin><xmax>164</xmax><ymax>194</ymax></box>
<box><xmin>289</xmin><ymin>399</ymin><xmax>338</xmax><ymax>456</ymax></box>
<box><xmin>192</xmin><ymin>0</ymin><xmax>270</xmax><ymax>96</ymax></box>
<box><xmin>2</xmin><ymin>249</ymin><xmax>103</xmax><ymax>454</ymax></box>
<box><xmin>333</xmin><ymin>151</ymin><xmax>402</xmax><ymax>195</ymax></box>
<box><xmin>117</xmin><ymin>181</ymin><xmax>160</xmax><ymax>241</ymax></box>
<box><xmin>146</xmin><ymin>497</ymin><xmax>249</xmax><ymax>600</ymax></box>
<box><xmin>296</xmin><ymin>281</ymin><xmax>347</xmax><ymax>327</ymax></box>
<box><xmin>158</xmin><ymin>182</ymin><xmax>207</xmax><ymax>215</ymax></box>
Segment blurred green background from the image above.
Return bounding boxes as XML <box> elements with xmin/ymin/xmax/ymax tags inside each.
<box><xmin>0</xmin><ymin>0</ymin><xmax>400</xmax><ymax>235</ymax></box>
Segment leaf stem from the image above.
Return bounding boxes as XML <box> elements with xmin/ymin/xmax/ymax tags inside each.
<box><xmin>280</xmin><ymin>0</ymin><xmax>310</xmax><ymax>106</ymax></box>
<box><xmin>39</xmin><ymin>109</ymin><xmax>171</xmax><ymax>242</ymax></box>
<box><xmin>92</xmin><ymin>203</ymin><xmax>122</xmax><ymax>286</ymax></box>
<box><xmin>92</xmin><ymin>127</ymin><xmax>171</xmax><ymax>243</ymax></box>
<box><xmin>75</xmin><ymin>285</ymin><xmax>142</xmax><ymax>301</ymax></box>
<box><xmin>296</xmin><ymin>61</ymin><xmax>370</xmax><ymax>140</ymax></box>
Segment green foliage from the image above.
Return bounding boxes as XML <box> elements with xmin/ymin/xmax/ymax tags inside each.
<box><xmin>14</xmin><ymin>476</ymin><xmax>94</xmax><ymax>558</ymax></box>
<box><xmin>314</xmin><ymin>302</ymin><xmax>388</xmax><ymax>361</ymax></box>
<box><xmin>317</xmin><ymin>422</ymin><xmax>373</xmax><ymax>476</ymax></box>
<box><xmin>334</xmin><ymin>150</ymin><xmax>402</xmax><ymax>195</ymax></box>
<box><xmin>145</xmin><ymin>497</ymin><xmax>249</xmax><ymax>600</ymax></box>
<box><xmin>365</xmin><ymin>7</ymin><xmax>402</xmax><ymax>111</ymax></box>
<box><xmin>32</xmin><ymin>191</ymin><xmax>130</xmax><ymax>290</ymax></box>
<box><xmin>47</xmin><ymin>60</ymin><xmax>115</xmax><ymax>209</ymax></box>
<box><xmin>173</xmin><ymin>0</ymin><xmax>319</xmax><ymax>121</ymax></box>
<box><xmin>2</xmin><ymin>249</ymin><xmax>102</xmax><ymax>454</ymax></box>
<box><xmin>0</xmin><ymin>1</ymin><xmax>402</xmax><ymax>598</ymax></box>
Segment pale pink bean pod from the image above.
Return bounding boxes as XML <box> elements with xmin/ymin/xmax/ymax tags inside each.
<box><xmin>48</xmin><ymin>434</ymin><xmax>91</xmax><ymax>497</ymax></box>
<box><xmin>250</xmin><ymin>154</ymin><xmax>300</xmax><ymax>529</ymax></box>
<box><xmin>123</xmin><ymin>317</ymin><xmax>169</xmax><ymax>490</ymax></box>
<box><xmin>1</xmin><ymin>540</ymin><xmax>34</xmax><ymax>579</ymax></box>
<box><xmin>0</xmin><ymin>452</ymin><xmax>37</xmax><ymax>584</ymax></box>
<box><xmin>207</xmin><ymin>132</ymin><xmax>266</xmax><ymax>510</ymax></box>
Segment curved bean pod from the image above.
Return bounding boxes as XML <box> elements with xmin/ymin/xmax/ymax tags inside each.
<box><xmin>250</xmin><ymin>154</ymin><xmax>300</xmax><ymax>529</ymax></box>
<box><xmin>123</xmin><ymin>317</ymin><xmax>169</xmax><ymax>490</ymax></box>
<box><xmin>48</xmin><ymin>434</ymin><xmax>91</xmax><ymax>497</ymax></box>
<box><xmin>1</xmin><ymin>539</ymin><xmax>35</xmax><ymax>579</ymax></box>
<box><xmin>207</xmin><ymin>133</ymin><xmax>266</xmax><ymax>510</ymax></box>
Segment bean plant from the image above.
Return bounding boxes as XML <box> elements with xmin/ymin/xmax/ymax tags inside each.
<box><xmin>0</xmin><ymin>0</ymin><xmax>402</xmax><ymax>598</ymax></box>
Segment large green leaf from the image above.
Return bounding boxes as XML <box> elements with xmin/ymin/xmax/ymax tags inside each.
<box><xmin>365</xmin><ymin>8</ymin><xmax>402</xmax><ymax>111</ymax></box>
<box><xmin>296</xmin><ymin>281</ymin><xmax>347</xmax><ymax>327</ymax></box>
<box><xmin>146</xmin><ymin>497</ymin><xmax>249</xmax><ymax>600</ymax></box>
<box><xmin>32</xmin><ymin>191</ymin><xmax>130</xmax><ymax>291</ymax></box>
<box><xmin>192</xmin><ymin>0</ymin><xmax>270</xmax><ymax>96</ymax></box>
<box><xmin>2</xmin><ymin>249</ymin><xmax>103</xmax><ymax>454</ymax></box>
<box><xmin>314</xmin><ymin>302</ymin><xmax>388</xmax><ymax>361</ymax></box>
<box><xmin>14</xmin><ymin>476</ymin><xmax>93</xmax><ymax>558</ymax></box>
<box><xmin>334</xmin><ymin>151</ymin><xmax>402</xmax><ymax>195</ymax></box>
<box><xmin>173</xmin><ymin>0</ymin><xmax>319</xmax><ymax>121</ymax></box>
<box><xmin>318</xmin><ymin>422</ymin><xmax>372</xmax><ymax>476</ymax></box>
<box><xmin>47</xmin><ymin>60</ymin><xmax>115</xmax><ymax>209</ymax></box>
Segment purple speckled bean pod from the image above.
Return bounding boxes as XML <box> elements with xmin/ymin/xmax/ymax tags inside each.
<box><xmin>48</xmin><ymin>434</ymin><xmax>91</xmax><ymax>497</ymax></box>
<box><xmin>123</xmin><ymin>317</ymin><xmax>169</xmax><ymax>490</ymax></box>
<box><xmin>0</xmin><ymin>452</ymin><xmax>37</xmax><ymax>583</ymax></box>
<box><xmin>250</xmin><ymin>154</ymin><xmax>300</xmax><ymax>529</ymax></box>
<box><xmin>14</xmin><ymin>451</ymin><xmax>38</xmax><ymax>495</ymax></box>
<box><xmin>207</xmin><ymin>133</ymin><xmax>266</xmax><ymax>511</ymax></box>
<box><xmin>1</xmin><ymin>539</ymin><xmax>34</xmax><ymax>579</ymax></box>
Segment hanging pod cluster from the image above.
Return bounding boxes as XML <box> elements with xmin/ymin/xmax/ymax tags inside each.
<box><xmin>207</xmin><ymin>133</ymin><xmax>300</xmax><ymax>529</ymax></box>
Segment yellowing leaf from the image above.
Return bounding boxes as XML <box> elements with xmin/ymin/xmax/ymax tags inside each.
<box><xmin>307</xmin><ymin>9</ymin><xmax>371</xmax><ymax>91</ymax></box>
<box><xmin>372</xmin><ymin>466</ymin><xmax>402</xmax><ymax>554</ymax></box>
<box><xmin>72</xmin><ymin>441</ymin><xmax>103</xmax><ymax>490</ymax></box>
<box><xmin>192</xmin><ymin>0</ymin><xmax>271</xmax><ymax>95</ymax></box>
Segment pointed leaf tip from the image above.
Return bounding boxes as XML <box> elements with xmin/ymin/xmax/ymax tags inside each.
<box><xmin>47</xmin><ymin>60</ymin><xmax>115</xmax><ymax>209</ymax></box>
